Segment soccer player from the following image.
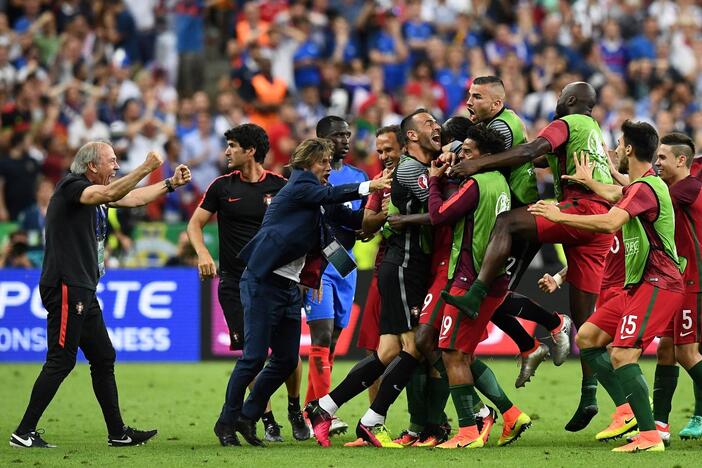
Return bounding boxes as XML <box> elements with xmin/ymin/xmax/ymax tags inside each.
<box><xmin>466</xmin><ymin>76</ymin><xmax>571</xmax><ymax>387</ymax></box>
<box><xmin>10</xmin><ymin>143</ymin><xmax>190</xmax><ymax>448</ymax></box>
<box><xmin>356</xmin><ymin>125</ymin><xmax>403</xmax><ymax>400</ymax></box>
<box><xmin>653</xmin><ymin>133</ymin><xmax>702</xmax><ymax>441</ymax></box>
<box><xmin>446</xmin><ymin>81</ymin><xmax>613</xmax><ymax>431</ymax></box>
<box><xmin>528</xmin><ymin>120</ymin><xmax>684</xmax><ymax>452</ymax></box>
<box><xmin>428</xmin><ymin>124</ymin><xmax>531</xmax><ymax>448</ymax></box>
<box><xmin>306</xmin><ymin>109</ymin><xmax>442</xmax><ymax>447</ymax></box>
<box><xmin>303</xmin><ymin>116</ymin><xmax>368</xmax><ymax>436</ymax></box>
<box><xmin>187</xmin><ymin>124</ymin><xmax>310</xmax><ymax>445</ymax></box>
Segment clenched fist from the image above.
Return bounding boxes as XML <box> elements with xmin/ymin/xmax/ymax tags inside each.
<box><xmin>145</xmin><ymin>151</ymin><xmax>164</xmax><ymax>171</ymax></box>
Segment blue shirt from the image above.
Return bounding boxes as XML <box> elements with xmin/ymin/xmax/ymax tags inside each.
<box><xmin>437</xmin><ymin>66</ymin><xmax>470</xmax><ymax>113</ymax></box>
<box><xmin>371</xmin><ymin>31</ymin><xmax>408</xmax><ymax>92</ymax></box>
<box><xmin>403</xmin><ymin>20</ymin><xmax>434</xmax><ymax>64</ymax></box>
<box><xmin>294</xmin><ymin>40</ymin><xmax>322</xmax><ymax>88</ymax></box>
<box><xmin>627</xmin><ymin>35</ymin><xmax>656</xmax><ymax>61</ymax></box>
<box><xmin>175</xmin><ymin>0</ymin><xmax>205</xmax><ymax>53</ymax></box>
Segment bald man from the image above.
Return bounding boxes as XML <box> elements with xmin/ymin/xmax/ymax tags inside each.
<box><xmin>448</xmin><ymin>82</ymin><xmax>615</xmax><ymax>432</ymax></box>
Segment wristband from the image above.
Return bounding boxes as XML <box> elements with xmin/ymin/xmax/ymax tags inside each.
<box><xmin>164</xmin><ymin>178</ymin><xmax>175</xmax><ymax>193</ymax></box>
<box><xmin>553</xmin><ymin>272</ymin><xmax>564</xmax><ymax>288</ymax></box>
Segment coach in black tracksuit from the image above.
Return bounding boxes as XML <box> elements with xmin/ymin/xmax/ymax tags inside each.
<box><xmin>10</xmin><ymin>141</ymin><xmax>191</xmax><ymax>449</ymax></box>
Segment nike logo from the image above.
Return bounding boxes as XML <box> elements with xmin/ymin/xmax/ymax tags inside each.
<box><xmin>620</xmin><ymin>335</ymin><xmax>635</xmax><ymax>339</ymax></box>
<box><xmin>228</xmin><ymin>197</ymin><xmax>242</xmax><ymax>203</ymax></box>
<box><xmin>419</xmin><ymin>313</ymin><xmax>428</xmax><ymax>317</ymax></box>
<box><xmin>680</xmin><ymin>330</ymin><xmax>695</xmax><ymax>337</ymax></box>
<box><xmin>12</xmin><ymin>435</ymin><xmax>32</xmax><ymax>447</ymax></box>
<box><xmin>111</xmin><ymin>435</ymin><xmax>132</xmax><ymax>444</ymax></box>
<box><xmin>361</xmin><ymin>381</ymin><xmax>368</xmax><ymax>388</ymax></box>
<box><xmin>624</xmin><ymin>417</ymin><xmax>635</xmax><ymax>424</ymax></box>
<box><xmin>393</xmin><ymin>384</ymin><xmax>401</xmax><ymax>391</ymax></box>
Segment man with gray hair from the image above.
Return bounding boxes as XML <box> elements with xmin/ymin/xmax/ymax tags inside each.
<box><xmin>9</xmin><ymin>141</ymin><xmax>191</xmax><ymax>449</ymax></box>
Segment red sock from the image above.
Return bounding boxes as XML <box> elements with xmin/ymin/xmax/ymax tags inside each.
<box><xmin>306</xmin><ymin>346</ymin><xmax>331</xmax><ymax>404</ymax></box>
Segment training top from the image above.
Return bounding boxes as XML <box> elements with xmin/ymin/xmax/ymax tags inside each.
<box><xmin>669</xmin><ymin>175</ymin><xmax>702</xmax><ymax>293</ymax></box>
<box><xmin>616</xmin><ymin>169</ymin><xmax>683</xmax><ymax>291</ymax></box>
<box><xmin>199</xmin><ymin>170</ymin><xmax>287</xmax><ymax>276</ymax></box>
<box><xmin>538</xmin><ymin>114</ymin><xmax>613</xmax><ymax>202</ymax></box>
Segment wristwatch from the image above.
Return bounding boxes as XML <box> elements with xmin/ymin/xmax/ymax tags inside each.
<box><xmin>164</xmin><ymin>178</ymin><xmax>175</xmax><ymax>193</ymax></box>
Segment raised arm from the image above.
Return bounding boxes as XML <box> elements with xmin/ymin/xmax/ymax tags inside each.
<box><xmin>110</xmin><ymin>165</ymin><xmax>191</xmax><ymax>208</ymax></box>
<box><xmin>450</xmin><ymin>138</ymin><xmax>552</xmax><ymax>178</ymax></box>
<box><xmin>79</xmin><ymin>152</ymin><xmax>163</xmax><ymax>205</ymax></box>
<box><xmin>561</xmin><ymin>152</ymin><xmax>623</xmax><ymax>203</ymax></box>
<box><xmin>528</xmin><ymin>201</ymin><xmax>629</xmax><ymax>234</ymax></box>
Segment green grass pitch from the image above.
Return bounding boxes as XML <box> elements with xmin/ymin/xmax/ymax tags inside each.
<box><xmin>1</xmin><ymin>359</ymin><xmax>700</xmax><ymax>467</ymax></box>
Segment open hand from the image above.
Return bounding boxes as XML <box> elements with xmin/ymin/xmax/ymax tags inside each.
<box><xmin>527</xmin><ymin>200</ymin><xmax>561</xmax><ymax>222</ymax></box>
<box><xmin>561</xmin><ymin>151</ymin><xmax>593</xmax><ymax>186</ymax></box>
<box><xmin>428</xmin><ymin>159</ymin><xmax>449</xmax><ymax>178</ymax></box>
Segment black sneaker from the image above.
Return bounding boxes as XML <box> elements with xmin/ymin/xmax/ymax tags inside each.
<box><xmin>108</xmin><ymin>426</ymin><xmax>158</xmax><ymax>447</ymax></box>
<box><xmin>288</xmin><ymin>410</ymin><xmax>311</xmax><ymax>441</ymax></box>
<box><xmin>9</xmin><ymin>429</ymin><xmax>55</xmax><ymax>448</ymax></box>
<box><xmin>264</xmin><ymin>422</ymin><xmax>283</xmax><ymax>442</ymax></box>
<box><xmin>234</xmin><ymin>416</ymin><xmax>265</xmax><ymax>447</ymax></box>
<box><xmin>214</xmin><ymin>421</ymin><xmax>240</xmax><ymax>446</ymax></box>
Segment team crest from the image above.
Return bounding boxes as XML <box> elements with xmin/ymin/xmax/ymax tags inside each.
<box><xmin>76</xmin><ymin>302</ymin><xmax>84</xmax><ymax>315</ymax></box>
<box><xmin>263</xmin><ymin>194</ymin><xmax>273</xmax><ymax>206</ymax></box>
<box><xmin>417</xmin><ymin>174</ymin><xmax>428</xmax><ymax>190</ymax></box>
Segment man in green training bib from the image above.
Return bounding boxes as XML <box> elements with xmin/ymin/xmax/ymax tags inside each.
<box><xmin>529</xmin><ymin>120</ymin><xmax>684</xmax><ymax>453</ymax></box>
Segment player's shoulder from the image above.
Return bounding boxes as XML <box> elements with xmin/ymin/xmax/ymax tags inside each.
<box><xmin>262</xmin><ymin>169</ymin><xmax>288</xmax><ymax>186</ymax></box>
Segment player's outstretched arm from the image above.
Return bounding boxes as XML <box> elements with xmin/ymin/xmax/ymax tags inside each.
<box><xmin>80</xmin><ymin>151</ymin><xmax>163</xmax><ymax>205</ymax></box>
<box><xmin>110</xmin><ymin>164</ymin><xmax>192</xmax><ymax>208</ymax></box>
<box><xmin>450</xmin><ymin>137</ymin><xmax>551</xmax><ymax>178</ymax></box>
<box><xmin>528</xmin><ymin>201</ymin><xmax>629</xmax><ymax>233</ymax></box>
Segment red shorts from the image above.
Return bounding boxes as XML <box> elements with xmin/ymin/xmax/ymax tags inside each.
<box><xmin>611</xmin><ymin>283</ymin><xmax>684</xmax><ymax>350</ymax></box>
<box><xmin>357</xmin><ymin>275</ymin><xmax>381</xmax><ymax>351</ymax></box>
<box><xmin>661</xmin><ymin>292</ymin><xmax>702</xmax><ymax>345</ymax></box>
<box><xmin>597</xmin><ymin>285</ymin><xmax>625</xmax><ymax>309</ymax></box>
<box><xmin>589</xmin><ymin>288</ymin><xmax>627</xmax><ymax>338</ymax></box>
<box><xmin>535</xmin><ymin>198</ymin><xmax>613</xmax><ymax>294</ymax></box>
<box><xmin>419</xmin><ymin>261</ymin><xmax>450</xmax><ymax>331</ymax></box>
<box><xmin>438</xmin><ymin>285</ymin><xmax>507</xmax><ymax>354</ymax></box>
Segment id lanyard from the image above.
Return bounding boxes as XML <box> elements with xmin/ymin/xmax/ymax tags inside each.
<box><xmin>95</xmin><ymin>204</ymin><xmax>108</xmax><ymax>277</ymax></box>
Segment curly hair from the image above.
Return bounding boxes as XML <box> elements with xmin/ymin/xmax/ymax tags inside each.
<box><xmin>465</xmin><ymin>125</ymin><xmax>506</xmax><ymax>156</ymax></box>
<box><xmin>224</xmin><ymin>124</ymin><xmax>270</xmax><ymax>163</ymax></box>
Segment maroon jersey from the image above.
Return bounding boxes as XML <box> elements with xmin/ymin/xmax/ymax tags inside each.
<box><xmin>691</xmin><ymin>157</ymin><xmax>702</xmax><ymax>179</ymax></box>
<box><xmin>616</xmin><ymin>171</ymin><xmax>683</xmax><ymax>292</ymax></box>
<box><xmin>427</xmin><ymin>176</ymin><xmax>508</xmax><ymax>295</ymax></box>
<box><xmin>670</xmin><ymin>175</ymin><xmax>702</xmax><ymax>293</ymax></box>
<box><xmin>601</xmin><ymin>230</ymin><xmax>625</xmax><ymax>289</ymax></box>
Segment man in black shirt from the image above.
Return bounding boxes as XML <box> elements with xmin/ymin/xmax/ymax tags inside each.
<box><xmin>10</xmin><ymin>141</ymin><xmax>191</xmax><ymax>449</ymax></box>
<box><xmin>187</xmin><ymin>124</ymin><xmax>308</xmax><ymax>445</ymax></box>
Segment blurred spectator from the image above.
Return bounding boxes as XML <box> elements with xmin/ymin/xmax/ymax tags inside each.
<box><xmin>0</xmin><ymin>230</ymin><xmax>33</xmax><ymax>268</ymax></box>
<box><xmin>369</xmin><ymin>12</ymin><xmax>408</xmax><ymax>93</ymax></box>
<box><xmin>68</xmin><ymin>100</ymin><xmax>110</xmax><ymax>152</ymax></box>
<box><xmin>180</xmin><ymin>112</ymin><xmax>223</xmax><ymax>192</ymax></box>
<box><xmin>17</xmin><ymin>177</ymin><xmax>54</xmax><ymax>266</ymax></box>
<box><xmin>175</xmin><ymin>0</ymin><xmax>205</xmax><ymax>95</ymax></box>
<box><xmin>0</xmin><ymin>132</ymin><xmax>42</xmax><ymax>221</ymax></box>
<box><xmin>165</xmin><ymin>231</ymin><xmax>198</xmax><ymax>266</ymax></box>
<box><xmin>123</xmin><ymin>0</ymin><xmax>158</xmax><ymax>65</ymax></box>
<box><xmin>627</xmin><ymin>16</ymin><xmax>658</xmax><ymax>61</ymax></box>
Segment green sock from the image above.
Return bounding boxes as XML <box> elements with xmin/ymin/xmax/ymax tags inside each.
<box><xmin>471</xmin><ymin>358</ymin><xmax>513</xmax><ymax>414</ymax></box>
<box><xmin>581</xmin><ymin>348</ymin><xmax>626</xmax><ymax>406</ymax></box>
<box><xmin>466</xmin><ymin>385</ymin><xmax>486</xmax><ymax>414</ymax></box>
<box><xmin>579</xmin><ymin>373</ymin><xmax>598</xmax><ymax>407</ymax></box>
<box><xmin>441</xmin><ymin>280</ymin><xmax>488</xmax><ymax>319</ymax></box>
<box><xmin>450</xmin><ymin>384</ymin><xmax>476</xmax><ymax>427</ymax></box>
<box><xmin>694</xmin><ymin>380</ymin><xmax>702</xmax><ymax>417</ymax></box>
<box><xmin>653</xmin><ymin>364</ymin><xmax>679</xmax><ymax>424</ymax></box>
<box><xmin>426</xmin><ymin>376</ymin><xmax>451</xmax><ymax>425</ymax></box>
<box><xmin>615</xmin><ymin>363</ymin><xmax>655</xmax><ymax>431</ymax></box>
<box><xmin>407</xmin><ymin>366</ymin><xmax>428</xmax><ymax>433</ymax></box>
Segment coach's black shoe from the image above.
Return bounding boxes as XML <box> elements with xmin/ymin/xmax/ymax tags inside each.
<box><xmin>108</xmin><ymin>426</ymin><xmax>158</xmax><ymax>446</ymax></box>
<box><xmin>9</xmin><ymin>429</ymin><xmax>56</xmax><ymax>448</ymax></box>
<box><xmin>289</xmin><ymin>410</ymin><xmax>311</xmax><ymax>441</ymax></box>
<box><xmin>214</xmin><ymin>421</ymin><xmax>241</xmax><ymax>446</ymax></box>
<box><xmin>234</xmin><ymin>416</ymin><xmax>265</xmax><ymax>447</ymax></box>
<box><xmin>565</xmin><ymin>405</ymin><xmax>599</xmax><ymax>432</ymax></box>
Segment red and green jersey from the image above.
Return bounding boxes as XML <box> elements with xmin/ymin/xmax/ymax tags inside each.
<box><xmin>616</xmin><ymin>169</ymin><xmax>683</xmax><ymax>291</ymax></box>
<box><xmin>538</xmin><ymin>114</ymin><xmax>613</xmax><ymax>202</ymax></box>
<box><xmin>427</xmin><ymin>170</ymin><xmax>511</xmax><ymax>294</ymax></box>
<box><xmin>669</xmin><ymin>175</ymin><xmax>702</xmax><ymax>293</ymax></box>
<box><xmin>601</xmin><ymin>230</ymin><xmax>625</xmax><ymax>289</ymax></box>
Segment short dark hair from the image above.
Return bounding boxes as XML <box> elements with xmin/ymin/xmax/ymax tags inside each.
<box><xmin>660</xmin><ymin>132</ymin><xmax>696</xmax><ymax>168</ymax></box>
<box><xmin>316</xmin><ymin>115</ymin><xmax>346</xmax><ymax>138</ymax></box>
<box><xmin>465</xmin><ymin>125</ymin><xmax>505</xmax><ymax>156</ymax></box>
<box><xmin>441</xmin><ymin>116</ymin><xmax>473</xmax><ymax>145</ymax></box>
<box><xmin>621</xmin><ymin>120</ymin><xmax>659</xmax><ymax>163</ymax></box>
<box><xmin>224</xmin><ymin>124</ymin><xmax>270</xmax><ymax>163</ymax></box>
<box><xmin>376</xmin><ymin>124</ymin><xmax>402</xmax><ymax>142</ymax></box>
<box><xmin>472</xmin><ymin>76</ymin><xmax>504</xmax><ymax>87</ymax></box>
<box><xmin>400</xmin><ymin>108</ymin><xmax>430</xmax><ymax>146</ymax></box>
